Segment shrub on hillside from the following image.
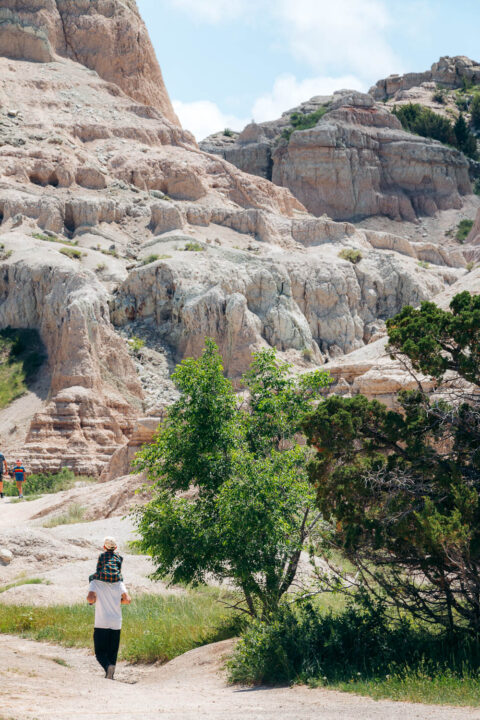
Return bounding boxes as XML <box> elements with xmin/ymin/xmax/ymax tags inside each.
<box><xmin>229</xmin><ymin>600</ymin><xmax>480</xmax><ymax>686</ymax></box>
<box><xmin>456</xmin><ymin>218</ymin><xmax>474</xmax><ymax>242</ymax></box>
<box><xmin>281</xmin><ymin>106</ymin><xmax>328</xmax><ymax>142</ymax></box>
<box><xmin>471</xmin><ymin>93</ymin><xmax>480</xmax><ymax>130</ymax></box>
<box><xmin>338</xmin><ymin>248</ymin><xmax>362</xmax><ymax>264</ymax></box>
<box><xmin>393</xmin><ymin>103</ymin><xmax>478</xmax><ymax>158</ymax></box>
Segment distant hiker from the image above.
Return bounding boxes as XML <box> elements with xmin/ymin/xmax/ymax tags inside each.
<box><xmin>87</xmin><ymin>536</ymin><xmax>131</xmax><ymax>680</ymax></box>
<box><xmin>0</xmin><ymin>451</ymin><xmax>8</xmax><ymax>499</ymax></box>
<box><xmin>11</xmin><ymin>461</ymin><xmax>26</xmax><ymax>499</ymax></box>
<box><xmin>89</xmin><ymin>536</ymin><xmax>123</xmax><ymax>583</ymax></box>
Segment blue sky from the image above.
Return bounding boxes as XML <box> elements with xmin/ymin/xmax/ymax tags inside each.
<box><xmin>137</xmin><ymin>0</ymin><xmax>480</xmax><ymax>140</ymax></box>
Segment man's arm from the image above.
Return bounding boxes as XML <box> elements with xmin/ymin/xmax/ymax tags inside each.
<box><xmin>87</xmin><ymin>591</ymin><xmax>96</xmax><ymax>604</ymax></box>
<box><xmin>121</xmin><ymin>592</ymin><xmax>131</xmax><ymax>605</ymax></box>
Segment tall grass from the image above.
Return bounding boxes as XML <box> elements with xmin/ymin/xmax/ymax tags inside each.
<box><xmin>0</xmin><ymin>588</ymin><xmax>237</xmax><ymax>664</ymax></box>
<box><xmin>0</xmin><ymin>578</ymin><xmax>50</xmax><ymax>594</ymax></box>
<box><xmin>42</xmin><ymin>503</ymin><xmax>87</xmax><ymax>528</ymax></box>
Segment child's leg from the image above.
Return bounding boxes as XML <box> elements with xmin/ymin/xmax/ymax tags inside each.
<box><xmin>16</xmin><ymin>481</ymin><xmax>23</xmax><ymax>496</ymax></box>
<box><xmin>0</xmin><ymin>479</ymin><xmax>3</xmax><ymax>497</ymax></box>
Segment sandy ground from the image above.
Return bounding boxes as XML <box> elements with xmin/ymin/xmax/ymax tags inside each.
<box><xmin>1</xmin><ymin>636</ymin><xmax>480</xmax><ymax>720</ymax></box>
<box><xmin>0</xmin><ymin>480</ymin><xmax>176</xmax><ymax>603</ymax></box>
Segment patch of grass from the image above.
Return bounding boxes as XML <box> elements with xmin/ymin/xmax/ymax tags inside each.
<box><xmin>95</xmin><ymin>262</ymin><xmax>107</xmax><ymax>273</ymax></box>
<box><xmin>183</xmin><ymin>242</ymin><xmax>205</xmax><ymax>252</ymax></box>
<box><xmin>338</xmin><ymin>248</ymin><xmax>362</xmax><ymax>264</ymax></box>
<box><xmin>336</xmin><ymin>668</ymin><xmax>480</xmax><ymax>706</ymax></box>
<box><xmin>141</xmin><ymin>254</ymin><xmax>159</xmax><ymax>265</ymax></box>
<box><xmin>0</xmin><ymin>578</ymin><xmax>50</xmax><ymax>594</ymax></box>
<box><xmin>59</xmin><ymin>247</ymin><xmax>83</xmax><ymax>261</ymax></box>
<box><xmin>474</xmin><ymin>178</ymin><xmax>480</xmax><ymax>196</ymax></box>
<box><xmin>466</xmin><ymin>261</ymin><xmax>476</xmax><ymax>272</ymax></box>
<box><xmin>100</xmin><ymin>248</ymin><xmax>119</xmax><ymax>258</ymax></box>
<box><xmin>0</xmin><ymin>244</ymin><xmax>12</xmax><ymax>261</ymax></box>
<box><xmin>32</xmin><ymin>233</ymin><xmax>77</xmax><ymax>247</ymax></box>
<box><xmin>223</xmin><ymin>128</ymin><xmax>235</xmax><ymax>137</ymax></box>
<box><xmin>3</xmin><ymin>467</ymin><xmax>96</xmax><ymax>498</ymax></box>
<box><xmin>456</xmin><ymin>218</ymin><xmax>474</xmax><ymax>242</ymax></box>
<box><xmin>0</xmin><ymin>588</ymin><xmax>237</xmax><ymax>664</ymax></box>
<box><xmin>42</xmin><ymin>503</ymin><xmax>87</xmax><ymax>528</ymax></box>
<box><xmin>417</xmin><ymin>260</ymin><xmax>430</xmax><ymax>269</ymax></box>
<box><xmin>51</xmin><ymin>657</ymin><xmax>70</xmax><ymax>667</ymax></box>
<box><xmin>0</xmin><ymin>328</ymin><xmax>46</xmax><ymax>409</ymax></box>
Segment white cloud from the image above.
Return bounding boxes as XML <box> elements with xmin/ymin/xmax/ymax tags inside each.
<box><xmin>173</xmin><ymin>99</ymin><xmax>248</xmax><ymax>141</ymax></box>
<box><xmin>276</xmin><ymin>0</ymin><xmax>402</xmax><ymax>81</ymax></box>
<box><xmin>168</xmin><ymin>0</ymin><xmax>256</xmax><ymax>23</ymax></box>
<box><xmin>252</xmin><ymin>73</ymin><xmax>365</xmax><ymax>122</ymax></box>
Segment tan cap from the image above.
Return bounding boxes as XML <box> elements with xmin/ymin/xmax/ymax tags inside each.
<box><xmin>103</xmin><ymin>536</ymin><xmax>117</xmax><ymax>550</ymax></box>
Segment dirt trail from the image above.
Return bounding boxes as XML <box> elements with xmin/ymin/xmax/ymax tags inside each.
<box><xmin>1</xmin><ymin>635</ymin><xmax>479</xmax><ymax>720</ymax></box>
<box><xmin>2</xmin><ymin>485</ymin><xmax>480</xmax><ymax>718</ymax></box>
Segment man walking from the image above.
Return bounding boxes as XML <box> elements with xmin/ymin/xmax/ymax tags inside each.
<box><xmin>0</xmin><ymin>451</ymin><xmax>8</xmax><ymax>499</ymax></box>
<box><xmin>87</xmin><ymin>537</ymin><xmax>131</xmax><ymax>680</ymax></box>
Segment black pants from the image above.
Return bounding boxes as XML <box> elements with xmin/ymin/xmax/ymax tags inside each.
<box><xmin>93</xmin><ymin>628</ymin><xmax>121</xmax><ymax>672</ymax></box>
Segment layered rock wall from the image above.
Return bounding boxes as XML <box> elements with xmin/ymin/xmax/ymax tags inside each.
<box><xmin>0</xmin><ymin>243</ymin><xmax>142</xmax><ymax>474</ymax></box>
<box><xmin>272</xmin><ymin>94</ymin><xmax>471</xmax><ymax>221</ymax></box>
<box><xmin>202</xmin><ymin>91</ymin><xmax>471</xmax><ymax>222</ymax></box>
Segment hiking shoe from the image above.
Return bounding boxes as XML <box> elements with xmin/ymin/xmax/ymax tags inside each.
<box><xmin>106</xmin><ymin>665</ymin><xmax>115</xmax><ymax>680</ymax></box>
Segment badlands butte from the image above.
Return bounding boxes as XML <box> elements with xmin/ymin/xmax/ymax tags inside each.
<box><xmin>0</xmin><ymin>0</ymin><xmax>478</xmax><ymax>481</ymax></box>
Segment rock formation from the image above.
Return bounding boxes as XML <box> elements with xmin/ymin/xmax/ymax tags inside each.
<box><xmin>0</xmin><ymin>233</ymin><xmax>142</xmax><ymax>475</ymax></box>
<box><xmin>370</xmin><ymin>56</ymin><xmax>480</xmax><ymax>101</ymax></box>
<box><xmin>326</xmin><ymin>266</ymin><xmax>480</xmax><ymax>407</ymax></box>
<box><xmin>0</xmin><ymin>7</ymin><xmax>477</xmax><ymax>475</ymax></box>
<box><xmin>201</xmin><ymin>89</ymin><xmax>472</xmax><ymax>222</ymax></box>
<box><xmin>0</xmin><ymin>0</ymin><xmax>179</xmax><ymax>124</ymax></box>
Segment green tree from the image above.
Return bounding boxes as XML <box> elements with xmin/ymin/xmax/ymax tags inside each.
<box><xmin>135</xmin><ymin>340</ymin><xmax>331</xmax><ymax>617</ymax></box>
<box><xmin>304</xmin><ymin>292</ymin><xmax>480</xmax><ymax>634</ymax></box>
<box><xmin>393</xmin><ymin>103</ymin><xmax>455</xmax><ymax>145</ymax></box>
<box><xmin>470</xmin><ymin>93</ymin><xmax>480</xmax><ymax>130</ymax></box>
<box><xmin>454</xmin><ymin>114</ymin><xmax>478</xmax><ymax>158</ymax></box>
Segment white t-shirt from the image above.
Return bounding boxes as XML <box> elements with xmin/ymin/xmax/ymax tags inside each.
<box><xmin>89</xmin><ymin>580</ymin><xmax>127</xmax><ymax>630</ymax></box>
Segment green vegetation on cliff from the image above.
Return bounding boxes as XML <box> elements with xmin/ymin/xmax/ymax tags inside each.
<box><xmin>0</xmin><ymin>328</ymin><xmax>45</xmax><ymax>409</ymax></box>
<box><xmin>393</xmin><ymin>103</ymin><xmax>478</xmax><ymax>159</ymax></box>
<box><xmin>281</xmin><ymin>106</ymin><xmax>329</xmax><ymax>142</ymax></box>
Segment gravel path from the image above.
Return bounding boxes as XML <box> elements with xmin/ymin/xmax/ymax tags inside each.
<box><xmin>1</xmin><ymin>636</ymin><xmax>479</xmax><ymax>720</ymax></box>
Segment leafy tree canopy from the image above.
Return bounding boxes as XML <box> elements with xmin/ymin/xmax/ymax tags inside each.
<box><xmin>135</xmin><ymin>340</ymin><xmax>331</xmax><ymax>617</ymax></box>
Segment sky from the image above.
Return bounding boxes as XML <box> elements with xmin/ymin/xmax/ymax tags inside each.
<box><xmin>137</xmin><ymin>0</ymin><xmax>480</xmax><ymax>141</ymax></box>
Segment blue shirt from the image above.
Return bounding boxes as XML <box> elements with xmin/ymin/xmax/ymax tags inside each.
<box><xmin>13</xmin><ymin>466</ymin><xmax>26</xmax><ymax>481</ymax></box>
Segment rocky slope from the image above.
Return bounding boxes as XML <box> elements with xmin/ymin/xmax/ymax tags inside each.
<box><xmin>0</xmin><ymin>0</ymin><xmax>179</xmax><ymax>124</ymax></box>
<box><xmin>0</xmin><ymin>5</ymin><xmax>477</xmax><ymax>476</ymax></box>
<box><xmin>201</xmin><ymin>58</ymin><xmax>480</xmax><ymax>222</ymax></box>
